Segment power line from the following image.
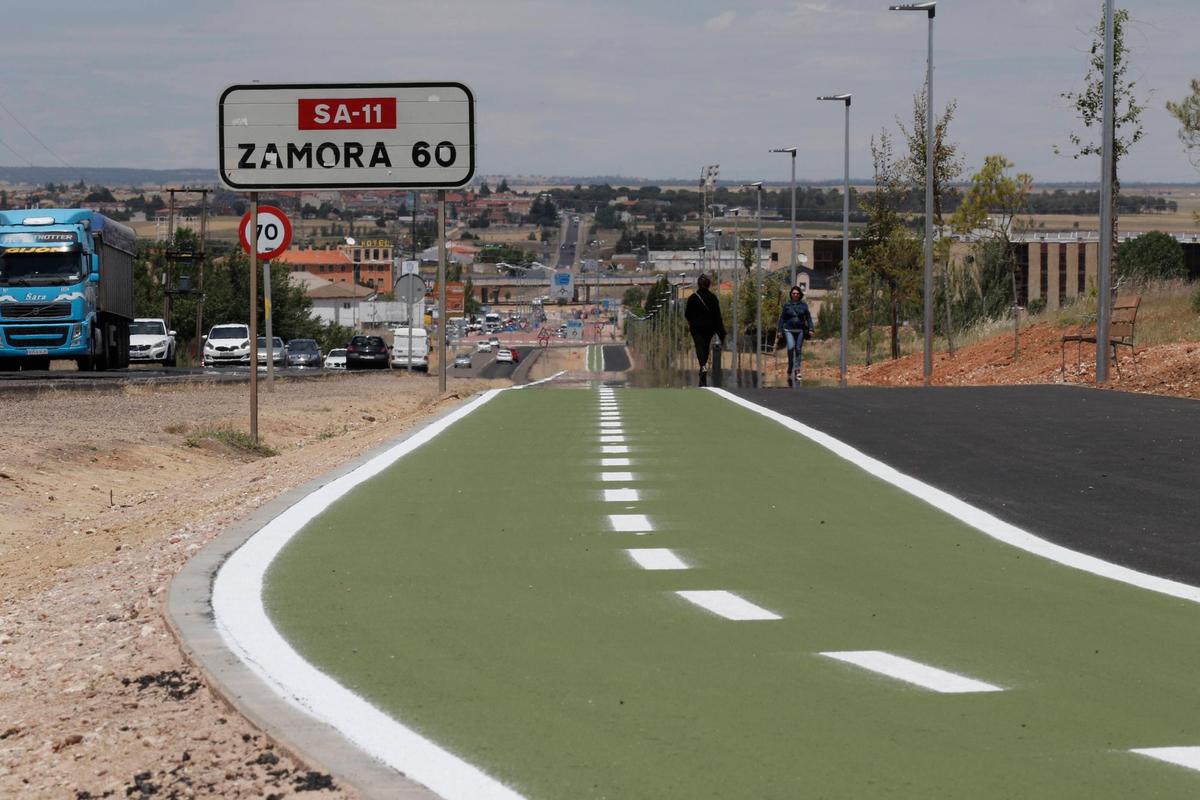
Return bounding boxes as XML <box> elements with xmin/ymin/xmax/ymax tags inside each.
<box><xmin>0</xmin><ymin>95</ymin><xmax>74</xmax><ymax>170</ymax></box>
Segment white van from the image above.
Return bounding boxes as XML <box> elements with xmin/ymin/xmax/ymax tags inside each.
<box><xmin>391</xmin><ymin>327</ymin><xmax>429</xmax><ymax>370</ymax></box>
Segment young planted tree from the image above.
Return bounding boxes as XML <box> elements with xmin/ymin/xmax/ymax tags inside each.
<box><xmin>897</xmin><ymin>90</ymin><xmax>964</xmax><ymax>355</ymax></box>
<box><xmin>951</xmin><ymin>155</ymin><xmax>1033</xmax><ymax>360</ymax></box>
<box><xmin>1058</xmin><ymin>5</ymin><xmax>1145</xmax><ymax>256</ymax></box>
<box><xmin>1166</xmin><ymin>78</ymin><xmax>1200</xmax><ymax>225</ymax></box>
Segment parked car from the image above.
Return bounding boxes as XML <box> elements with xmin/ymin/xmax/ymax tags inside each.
<box><xmin>286</xmin><ymin>338</ymin><xmax>322</xmax><ymax>368</ymax></box>
<box><xmin>476</xmin><ymin>341</ymin><xmax>493</xmax><ymax>353</ymax></box>
<box><xmin>256</xmin><ymin>336</ymin><xmax>286</xmax><ymax>366</ymax></box>
<box><xmin>203</xmin><ymin>323</ymin><xmax>251</xmax><ymax>367</ymax></box>
<box><xmin>129</xmin><ymin>318</ymin><xmax>177</xmax><ymax>366</ymax></box>
<box><xmin>346</xmin><ymin>335</ymin><xmax>390</xmax><ymax>369</ymax></box>
<box><xmin>496</xmin><ymin>348</ymin><xmax>514</xmax><ymax>364</ymax></box>
<box><xmin>323</xmin><ymin>348</ymin><xmax>347</xmax><ymax>370</ymax></box>
<box><xmin>453</xmin><ymin>352</ymin><xmax>473</xmax><ymax>368</ymax></box>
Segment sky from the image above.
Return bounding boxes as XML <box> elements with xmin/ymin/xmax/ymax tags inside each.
<box><xmin>1</xmin><ymin>0</ymin><xmax>1197</xmax><ymax>185</ymax></box>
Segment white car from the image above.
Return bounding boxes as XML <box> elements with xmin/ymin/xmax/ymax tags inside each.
<box><xmin>476</xmin><ymin>341</ymin><xmax>493</xmax><ymax>353</ymax></box>
<box><xmin>203</xmin><ymin>324</ymin><xmax>251</xmax><ymax>367</ymax></box>
<box><xmin>495</xmin><ymin>348</ymin><xmax>514</xmax><ymax>364</ymax></box>
<box><xmin>323</xmin><ymin>348</ymin><xmax>347</xmax><ymax>369</ymax></box>
<box><xmin>129</xmin><ymin>318</ymin><xmax>176</xmax><ymax>366</ymax></box>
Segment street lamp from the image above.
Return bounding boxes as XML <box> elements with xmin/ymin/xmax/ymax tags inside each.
<box><xmin>744</xmin><ymin>181</ymin><xmax>764</xmax><ymax>387</ymax></box>
<box><xmin>889</xmin><ymin>1</ymin><xmax>935</xmax><ymax>386</ymax></box>
<box><xmin>819</xmin><ymin>93</ymin><xmax>852</xmax><ymax>387</ymax></box>
<box><xmin>769</xmin><ymin>147</ymin><xmax>798</xmax><ymax>286</ymax></box>
<box><xmin>1096</xmin><ymin>0</ymin><xmax>1116</xmax><ymax>383</ymax></box>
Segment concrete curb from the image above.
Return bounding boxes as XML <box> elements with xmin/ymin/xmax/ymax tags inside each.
<box><xmin>165</xmin><ymin>392</ymin><xmax>490</xmax><ymax>800</ymax></box>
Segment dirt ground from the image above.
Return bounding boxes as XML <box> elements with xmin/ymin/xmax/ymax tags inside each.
<box><xmin>0</xmin><ymin>372</ymin><xmax>499</xmax><ymax>799</ymax></box>
<box><xmin>781</xmin><ymin>322</ymin><xmax>1200</xmax><ymax>400</ymax></box>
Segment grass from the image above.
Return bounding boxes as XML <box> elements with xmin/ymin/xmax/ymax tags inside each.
<box><xmin>183</xmin><ymin>426</ymin><xmax>278</xmax><ymax>457</ymax></box>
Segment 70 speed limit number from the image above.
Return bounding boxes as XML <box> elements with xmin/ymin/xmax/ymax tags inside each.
<box><xmin>238</xmin><ymin>205</ymin><xmax>293</xmax><ymax>261</ymax></box>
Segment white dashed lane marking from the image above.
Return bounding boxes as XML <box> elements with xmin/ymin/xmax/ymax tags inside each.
<box><xmin>600</xmin><ymin>435</ymin><xmax>626</xmax><ymax>443</ymax></box>
<box><xmin>609</xmin><ymin>514</ymin><xmax>653</xmax><ymax>533</ymax></box>
<box><xmin>601</xmin><ymin>458</ymin><xmax>631</xmax><ymax>467</ymax></box>
<box><xmin>600</xmin><ymin>472</ymin><xmax>635</xmax><ymax>482</ymax></box>
<box><xmin>602</xmin><ymin>445</ymin><xmax>629</xmax><ymax>454</ymax></box>
<box><xmin>627</xmin><ymin>548</ymin><xmax>689</xmax><ymax>570</ymax></box>
<box><xmin>819</xmin><ymin>651</ymin><xmax>1004</xmax><ymax>694</ymax></box>
<box><xmin>604</xmin><ymin>488</ymin><xmax>639</xmax><ymax>502</ymax></box>
<box><xmin>675</xmin><ymin>591</ymin><xmax>781</xmax><ymax>621</ymax></box>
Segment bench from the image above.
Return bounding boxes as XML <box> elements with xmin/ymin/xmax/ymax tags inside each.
<box><xmin>1060</xmin><ymin>295</ymin><xmax>1141</xmax><ymax>378</ymax></box>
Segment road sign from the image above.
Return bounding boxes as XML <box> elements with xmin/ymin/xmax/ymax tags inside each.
<box><xmin>566</xmin><ymin>319</ymin><xmax>584</xmax><ymax>340</ymax></box>
<box><xmin>219</xmin><ymin>82</ymin><xmax>475</xmax><ymax>190</ymax></box>
<box><xmin>550</xmin><ymin>270</ymin><xmax>574</xmax><ymax>301</ymax></box>
<box><xmin>238</xmin><ymin>205</ymin><xmax>292</xmax><ymax>260</ymax></box>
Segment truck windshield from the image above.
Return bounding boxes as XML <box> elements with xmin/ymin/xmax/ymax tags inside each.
<box><xmin>130</xmin><ymin>321</ymin><xmax>166</xmax><ymax>336</ymax></box>
<box><xmin>0</xmin><ymin>246</ymin><xmax>85</xmax><ymax>286</ymax></box>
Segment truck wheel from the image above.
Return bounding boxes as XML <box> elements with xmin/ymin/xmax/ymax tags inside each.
<box><xmin>0</xmin><ymin>358</ymin><xmax>17</xmax><ymax>371</ymax></box>
<box><xmin>25</xmin><ymin>357</ymin><xmax>50</xmax><ymax>371</ymax></box>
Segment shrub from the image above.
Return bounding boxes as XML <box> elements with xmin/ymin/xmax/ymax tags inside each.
<box><xmin>1116</xmin><ymin>231</ymin><xmax>1187</xmax><ymax>284</ymax></box>
<box><xmin>1192</xmin><ymin>283</ymin><xmax>1200</xmax><ymax>315</ymax></box>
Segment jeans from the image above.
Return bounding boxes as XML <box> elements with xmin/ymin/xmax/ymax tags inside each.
<box><xmin>692</xmin><ymin>332</ymin><xmax>713</xmax><ymax>370</ymax></box>
<box><xmin>783</xmin><ymin>330</ymin><xmax>805</xmax><ymax>380</ymax></box>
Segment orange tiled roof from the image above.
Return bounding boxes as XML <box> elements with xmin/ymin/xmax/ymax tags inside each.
<box><xmin>274</xmin><ymin>248</ymin><xmax>353</xmax><ymax>266</ymax></box>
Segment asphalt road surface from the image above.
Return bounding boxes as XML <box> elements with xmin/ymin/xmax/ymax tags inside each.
<box><xmin>735</xmin><ymin>385</ymin><xmax>1200</xmax><ymax>585</ymax></box>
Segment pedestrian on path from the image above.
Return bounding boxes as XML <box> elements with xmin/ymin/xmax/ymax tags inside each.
<box><xmin>777</xmin><ymin>285</ymin><xmax>814</xmax><ymax>387</ymax></box>
<box><xmin>684</xmin><ymin>274</ymin><xmax>726</xmax><ymax>387</ymax></box>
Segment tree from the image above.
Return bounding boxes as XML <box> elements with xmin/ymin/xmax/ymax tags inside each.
<box><xmin>951</xmin><ymin>155</ymin><xmax>1033</xmax><ymax>360</ymax></box>
<box><xmin>1115</xmin><ymin>231</ymin><xmax>1186</xmax><ymax>285</ymax></box>
<box><xmin>897</xmin><ymin>89</ymin><xmax>964</xmax><ymax>354</ymax></box>
<box><xmin>1059</xmin><ymin>5</ymin><xmax>1145</xmax><ymax>249</ymax></box>
<box><xmin>497</xmin><ymin>178</ymin><xmax>510</xmax><ymax>193</ymax></box>
<box><xmin>1166</xmin><ymin>78</ymin><xmax>1200</xmax><ymax>225</ymax></box>
<box><xmin>479</xmin><ymin>181</ymin><xmax>492</xmax><ymax>197</ymax></box>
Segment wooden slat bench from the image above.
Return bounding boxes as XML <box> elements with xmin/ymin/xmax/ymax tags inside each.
<box><xmin>1060</xmin><ymin>295</ymin><xmax>1141</xmax><ymax>377</ymax></box>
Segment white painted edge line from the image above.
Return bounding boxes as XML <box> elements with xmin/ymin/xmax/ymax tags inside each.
<box><xmin>514</xmin><ymin>369</ymin><xmax>566</xmax><ymax>389</ymax></box>
<box><xmin>707</xmin><ymin>388</ymin><xmax>1200</xmax><ymax>605</ymax></box>
<box><xmin>603</xmin><ymin>488</ymin><xmax>639</xmax><ymax>502</ymax></box>
<box><xmin>600</xmin><ymin>472</ymin><xmax>635</xmax><ymax>482</ymax></box>
<box><xmin>819</xmin><ymin>650</ymin><xmax>1003</xmax><ymax>694</ymax></box>
<box><xmin>1130</xmin><ymin>747</ymin><xmax>1200</xmax><ymax>773</ymax></box>
<box><xmin>675</xmin><ymin>590</ymin><xmax>781</xmax><ymax>621</ymax></box>
<box><xmin>609</xmin><ymin>513</ymin><xmax>653</xmax><ymax>532</ymax></box>
<box><xmin>601</xmin><ymin>458</ymin><xmax>631</xmax><ymax>467</ymax></box>
<box><xmin>212</xmin><ymin>387</ymin><xmax>528</xmax><ymax>800</ymax></box>
<box><xmin>601</xmin><ymin>445</ymin><xmax>630</xmax><ymax>454</ymax></box>
<box><xmin>627</xmin><ymin>548</ymin><xmax>689</xmax><ymax>570</ymax></box>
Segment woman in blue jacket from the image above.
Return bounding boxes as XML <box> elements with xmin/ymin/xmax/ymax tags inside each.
<box><xmin>777</xmin><ymin>285</ymin><xmax>813</xmax><ymax>387</ymax></box>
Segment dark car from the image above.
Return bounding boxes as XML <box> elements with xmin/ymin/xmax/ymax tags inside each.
<box><xmin>346</xmin><ymin>335</ymin><xmax>390</xmax><ymax>369</ymax></box>
<box><xmin>286</xmin><ymin>338</ymin><xmax>322</xmax><ymax>368</ymax></box>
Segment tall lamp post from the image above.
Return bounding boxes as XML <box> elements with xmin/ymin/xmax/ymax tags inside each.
<box><xmin>769</xmin><ymin>147</ymin><xmax>799</xmax><ymax>286</ymax></box>
<box><xmin>1096</xmin><ymin>0</ymin><xmax>1115</xmax><ymax>383</ymax></box>
<box><xmin>819</xmin><ymin>93</ymin><xmax>852</xmax><ymax>387</ymax></box>
<box><xmin>744</xmin><ymin>181</ymin><xmax>764</xmax><ymax>387</ymax></box>
<box><xmin>889</xmin><ymin>1</ymin><xmax>936</xmax><ymax>386</ymax></box>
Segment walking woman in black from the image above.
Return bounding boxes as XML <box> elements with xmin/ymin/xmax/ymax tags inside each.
<box><xmin>684</xmin><ymin>274</ymin><xmax>725</xmax><ymax>386</ymax></box>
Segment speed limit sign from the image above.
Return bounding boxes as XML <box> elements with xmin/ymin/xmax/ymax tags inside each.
<box><xmin>238</xmin><ymin>205</ymin><xmax>293</xmax><ymax>260</ymax></box>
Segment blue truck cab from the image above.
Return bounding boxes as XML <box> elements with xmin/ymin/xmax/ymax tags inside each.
<box><xmin>0</xmin><ymin>209</ymin><xmax>137</xmax><ymax>371</ymax></box>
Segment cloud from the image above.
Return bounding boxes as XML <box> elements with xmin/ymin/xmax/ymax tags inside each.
<box><xmin>703</xmin><ymin>11</ymin><xmax>737</xmax><ymax>33</ymax></box>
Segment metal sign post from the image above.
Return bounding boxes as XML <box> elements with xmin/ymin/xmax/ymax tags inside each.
<box><xmin>248</xmin><ymin>192</ymin><xmax>258</xmax><ymax>443</ymax></box>
<box><xmin>263</xmin><ymin>262</ymin><xmax>274</xmax><ymax>391</ymax></box>
<box><xmin>437</xmin><ymin>189</ymin><xmax>448</xmax><ymax>393</ymax></box>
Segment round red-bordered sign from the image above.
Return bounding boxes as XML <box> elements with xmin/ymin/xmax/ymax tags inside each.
<box><xmin>238</xmin><ymin>205</ymin><xmax>293</xmax><ymax>261</ymax></box>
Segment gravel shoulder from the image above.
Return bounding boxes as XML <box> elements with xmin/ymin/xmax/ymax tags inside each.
<box><xmin>0</xmin><ymin>372</ymin><xmax>499</xmax><ymax>799</ymax></box>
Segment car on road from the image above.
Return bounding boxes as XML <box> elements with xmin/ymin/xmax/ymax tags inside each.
<box><xmin>323</xmin><ymin>348</ymin><xmax>347</xmax><ymax>370</ymax></box>
<box><xmin>286</xmin><ymin>338</ymin><xmax>322</xmax><ymax>369</ymax></box>
<box><xmin>346</xmin><ymin>335</ymin><xmax>390</xmax><ymax>369</ymax></box>
<box><xmin>257</xmin><ymin>336</ymin><xmax>286</xmax><ymax>367</ymax></box>
<box><xmin>453</xmin><ymin>352</ymin><xmax>473</xmax><ymax>368</ymax></box>
<box><xmin>495</xmin><ymin>348</ymin><xmax>514</xmax><ymax>364</ymax></box>
<box><xmin>203</xmin><ymin>323</ymin><xmax>251</xmax><ymax>367</ymax></box>
<box><xmin>129</xmin><ymin>318</ymin><xmax>177</xmax><ymax>366</ymax></box>
<box><xmin>475</xmin><ymin>341</ymin><xmax>493</xmax><ymax>353</ymax></box>
<box><xmin>488</xmin><ymin>336</ymin><xmax>500</xmax><ymax>348</ymax></box>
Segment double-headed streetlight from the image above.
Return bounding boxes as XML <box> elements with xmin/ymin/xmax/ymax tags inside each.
<box><xmin>818</xmin><ymin>93</ymin><xmax>852</xmax><ymax>387</ymax></box>
<box><xmin>744</xmin><ymin>181</ymin><xmax>764</xmax><ymax>386</ymax></box>
<box><xmin>889</xmin><ymin>1</ymin><xmax>935</xmax><ymax>386</ymax></box>
<box><xmin>769</xmin><ymin>147</ymin><xmax>799</xmax><ymax>286</ymax></box>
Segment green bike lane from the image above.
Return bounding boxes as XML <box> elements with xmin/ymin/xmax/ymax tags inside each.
<box><xmin>263</xmin><ymin>386</ymin><xmax>1200</xmax><ymax>799</ymax></box>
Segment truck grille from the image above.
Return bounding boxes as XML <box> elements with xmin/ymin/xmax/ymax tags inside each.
<box><xmin>4</xmin><ymin>325</ymin><xmax>70</xmax><ymax>348</ymax></box>
<box><xmin>0</xmin><ymin>302</ymin><xmax>72</xmax><ymax>319</ymax></box>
